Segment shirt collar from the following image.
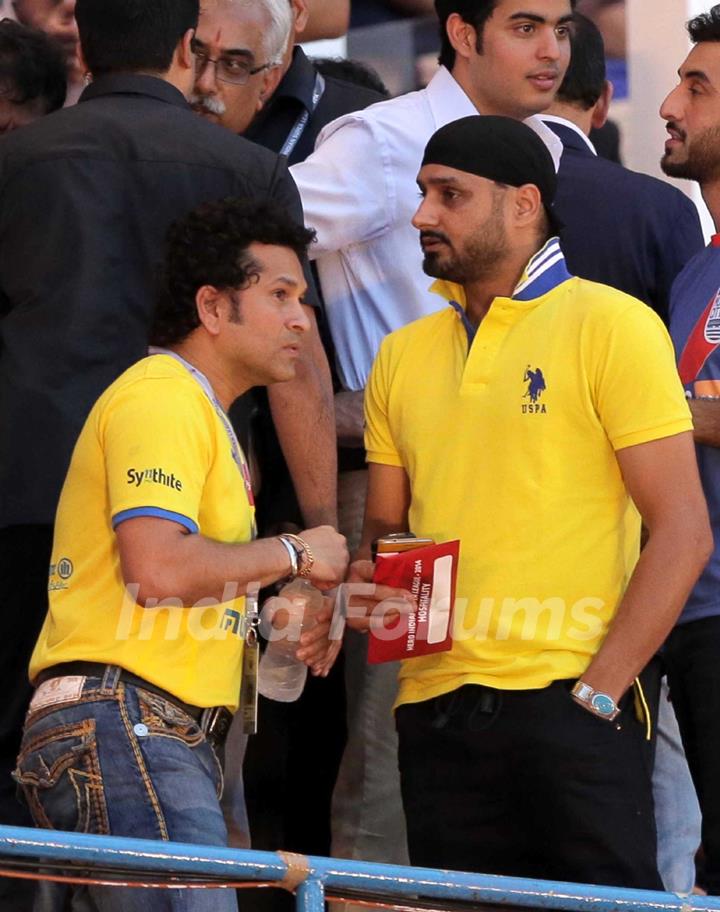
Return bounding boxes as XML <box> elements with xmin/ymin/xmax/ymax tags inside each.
<box><xmin>273</xmin><ymin>46</ymin><xmax>316</xmax><ymax>111</ymax></box>
<box><xmin>541</xmin><ymin>114</ymin><xmax>597</xmax><ymax>156</ymax></box>
<box><xmin>424</xmin><ymin>68</ymin><xmax>562</xmax><ymax>170</ymax></box>
<box><xmin>425</xmin><ymin>66</ymin><xmax>477</xmax><ymax>129</ymax></box>
<box><xmin>79</xmin><ymin>73</ymin><xmax>190</xmax><ymax>109</ymax></box>
<box><xmin>431</xmin><ymin>237</ymin><xmax>573</xmax><ymax>311</ymax></box>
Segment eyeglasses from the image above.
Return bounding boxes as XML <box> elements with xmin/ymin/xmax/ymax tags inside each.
<box><xmin>191</xmin><ymin>37</ymin><xmax>274</xmax><ymax>86</ymax></box>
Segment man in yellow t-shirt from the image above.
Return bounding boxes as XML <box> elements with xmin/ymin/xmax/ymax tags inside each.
<box><xmin>354</xmin><ymin>116</ymin><xmax>712</xmax><ymax>888</ymax></box>
<box><xmin>13</xmin><ymin>198</ymin><xmax>349</xmax><ymax>912</ymax></box>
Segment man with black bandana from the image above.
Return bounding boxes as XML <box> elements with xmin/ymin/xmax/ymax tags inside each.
<box><xmin>352</xmin><ymin>115</ymin><xmax>711</xmax><ymax>887</ymax></box>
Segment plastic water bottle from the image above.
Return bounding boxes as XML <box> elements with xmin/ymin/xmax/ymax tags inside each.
<box><xmin>258</xmin><ymin>579</ymin><xmax>324</xmax><ymax>702</ymax></box>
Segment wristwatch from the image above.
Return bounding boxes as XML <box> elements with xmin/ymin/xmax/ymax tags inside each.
<box><xmin>571</xmin><ymin>681</ymin><xmax>620</xmax><ymax>721</ymax></box>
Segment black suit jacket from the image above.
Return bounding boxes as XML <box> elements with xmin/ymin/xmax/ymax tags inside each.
<box><xmin>0</xmin><ymin>74</ymin><xmax>306</xmax><ymax>527</ymax></box>
<box><xmin>547</xmin><ymin>119</ymin><xmax>704</xmax><ymax>323</ymax></box>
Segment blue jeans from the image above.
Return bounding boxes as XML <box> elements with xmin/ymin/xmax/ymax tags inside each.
<box><xmin>653</xmin><ymin>676</ymin><xmax>701</xmax><ymax>893</ymax></box>
<box><xmin>14</xmin><ymin>669</ymin><xmax>237</xmax><ymax>912</ymax></box>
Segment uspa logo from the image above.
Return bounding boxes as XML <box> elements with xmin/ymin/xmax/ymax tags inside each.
<box><xmin>57</xmin><ymin>558</ymin><xmax>74</xmax><ymax>580</ymax></box>
<box><xmin>705</xmin><ymin>289</ymin><xmax>720</xmax><ymax>344</ymax></box>
<box><xmin>522</xmin><ymin>365</ymin><xmax>547</xmax><ymax>414</ymax></box>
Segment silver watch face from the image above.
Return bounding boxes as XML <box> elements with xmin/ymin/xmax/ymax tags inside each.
<box><xmin>591</xmin><ymin>693</ymin><xmax>616</xmax><ymax>716</ymax></box>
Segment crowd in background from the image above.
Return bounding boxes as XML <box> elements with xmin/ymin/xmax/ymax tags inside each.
<box><xmin>0</xmin><ymin>2</ymin><xmax>719</xmax><ymax>912</ymax></box>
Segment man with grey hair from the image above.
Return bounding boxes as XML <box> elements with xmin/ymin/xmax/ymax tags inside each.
<box><xmin>244</xmin><ymin>0</ymin><xmax>385</xmax><ymax>165</ymax></box>
<box><xmin>191</xmin><ymin>0</ymin><xmax>291</xmax><ymax>135</ymax></box>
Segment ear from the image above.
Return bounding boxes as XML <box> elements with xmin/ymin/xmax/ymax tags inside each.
<box><xmin>291</xmin><ymin>0</ymin><xmax>310</xmax><ymax>38</ymax></box>
<box><xmin>513</xmin><ymin>184</ymin><xmax>543</xmax><ymax>228</ymax></box>
<box><xmin>591</xmin><ymin>79</ymin><xmax>613</xmax><ymax>131</ymax></box>
<box><xmin>445</xmin><ymin>12</ymin><xmax>478</xmax><ymax>65</ymax></box>
<box><xmin>196</xmin><ymin>286</ymin><xmax>224</xmax><ymax>336</ymax></box>
<box><xmin>258</xmin><ymin>65</ymin><xmax>284</xmax><ymax>108</ymax></box>
<box><xmin>178</xmin><ymin>28</ymin><xmax>195</xmax><ymax>72</ymax></box>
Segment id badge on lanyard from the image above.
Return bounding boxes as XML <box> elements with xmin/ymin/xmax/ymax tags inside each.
<box><xmin>239</xmin><ymin>585</ymin><xmax>260</xmax><ymax>735</ymax></box>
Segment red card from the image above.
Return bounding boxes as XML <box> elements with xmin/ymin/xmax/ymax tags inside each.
<box><xmin>368</xmin><ymin>540</ymin><xmax>460</xmax><ymax>664</ymax></box>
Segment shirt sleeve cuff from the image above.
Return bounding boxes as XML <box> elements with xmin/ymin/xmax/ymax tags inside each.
<box><xmin>111</xmin><ymin>506</ymin><xmax>199</xmax><ymax>534</ymax></box>
<box><xmin>612</xmin><ymin>418</ymin><xmax>694</xmax><ymax>451</ymax></box>
<box><xmin>366</xmin><ymin>450</ymin><xmax>404</xmax><ymax>467</ymax></box>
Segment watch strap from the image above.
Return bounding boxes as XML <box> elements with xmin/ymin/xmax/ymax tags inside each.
<box><xmin>571</xmin><ymin>680</ymin><xmax>620</xmax><ymax>722</ymax></box>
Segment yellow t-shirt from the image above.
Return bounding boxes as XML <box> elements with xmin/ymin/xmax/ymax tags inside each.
<box><xmin>31</xmin><ymin>354</ymin><xmax>255</xmax><ymax>710</ymax></box>
<box><xmin>365</xmin><ymin>250</ymin><xmax>692</xmax><ymax>708</ymax></box>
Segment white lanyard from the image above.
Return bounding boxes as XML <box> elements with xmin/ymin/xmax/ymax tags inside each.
<box><xmin>148</xmin><ymin>347</ymin><xmax>257</xmax><ymax>538</ymax></box>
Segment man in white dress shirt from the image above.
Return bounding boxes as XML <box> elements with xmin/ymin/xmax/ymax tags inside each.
<box><xmin>290</xmin><ymin>0</ymin><xmax>575</xmax><ymax>868</ymax></box>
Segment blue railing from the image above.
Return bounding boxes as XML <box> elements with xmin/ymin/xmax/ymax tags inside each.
<box><xmin>0</xmin><ymin>824</ymin><xmax>718</xmax><ymax>912</ymax></box>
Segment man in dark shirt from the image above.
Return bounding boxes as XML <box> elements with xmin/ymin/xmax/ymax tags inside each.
<box><xmin>0</xmin><ymin>0</ymin><xmax>334</xmax><ymax>862</ymax></box>
<box><xmin>541</xmin><ymin>13</ymin><xmax>704</xmax><ymax>324</ymax></box>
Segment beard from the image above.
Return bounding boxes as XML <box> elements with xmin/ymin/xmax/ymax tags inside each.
<box><xmin>421</xmin><ymin>202</ymin><xmax>508</xmax><ymax>285</ymax></box>
<box><xmin>661</xmin><ymin>123</ymin><xmax>720</xmax><ymax>183</ymax></box>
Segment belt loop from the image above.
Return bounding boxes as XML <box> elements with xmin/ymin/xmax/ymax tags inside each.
<box><xmin>100</xmin><ymin>665</ymin><xmax>121</xmax><ymax>695</ymax></box>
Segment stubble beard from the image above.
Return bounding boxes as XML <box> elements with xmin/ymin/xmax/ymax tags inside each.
<box><xmin>662</xmin><ymin>124</ymin><xmax>720</xmax><ymax>185</ymax></box>
<box><xmin>422</xmin><ymin>210</ymin><xmax>509</xmax><ymax>285</ymax></box>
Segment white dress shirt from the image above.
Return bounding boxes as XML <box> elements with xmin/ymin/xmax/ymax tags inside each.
<box><xmin>540</xmin><ymin>114</ymin><xmax>598</xmax><ymax>155</ymax></box>
<box><xmin>291</xmin><ymin>66</ymin><xmax>560</xmax><ymax>391</ymax></box>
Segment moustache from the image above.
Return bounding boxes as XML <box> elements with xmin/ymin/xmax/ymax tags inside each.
<box><xmin>666</xmin><ymin>120</ymin><xmax>686</xmax><ymax>140</ymax></box>
<box><xmin>189</xmin><ymin>94</ymin><xmax>226</xmax><ymax>116</ymax></box>
<box><xmin>420</xmin><ymin>230</ymin><xmax>451</xmax><ymax>247</ymax></box>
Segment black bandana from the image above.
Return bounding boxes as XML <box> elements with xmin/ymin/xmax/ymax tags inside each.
<box><xmin>421</xmin><ymin>115</ymin><xmax>558</xmax><ymax>217</ymax></box>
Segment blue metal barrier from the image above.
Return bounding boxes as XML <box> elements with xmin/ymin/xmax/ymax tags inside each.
<box><xmin>0</xmin><ymin>824</ymin><xmax>718</xmax><ymax>912</ymax></box>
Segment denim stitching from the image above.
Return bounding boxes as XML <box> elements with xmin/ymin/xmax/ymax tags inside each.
<box><xmin>137</xmin><ymin>692</ymin><xmax>205</xmax><ymax>748</ymax></box>
<box><xmin>17</xmin><ymin>719</ymin><xmax>95</xmax><ymax>777</ymax></box>
<box><xmin>117</xmin><ymin>685</ymin><xmax>169</xmax><ymax>840</ymax></box>
<box><xmin>81</xmin><ymin>731</ymin><xmax>110</xmax><ymax>834</ymax></box>
<box><xmin>14</xmin><ymin>718</ymin><xmax>109</xmax><ymax>834</ymax></box>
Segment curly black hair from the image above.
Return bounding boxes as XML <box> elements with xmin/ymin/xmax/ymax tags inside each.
<box><xmin>0</xmin><ymin>19</ymin><xmax>67</xmax><ymax>113</ymax></box>
<box><xmin>150</xmin><ymin>197</ymin><xmax>316</xmax><ymax>347</ymax></box>
<box><xmin>688</xmin><ymin>5</ymin><xmax>720</xmax><ymax>43</ymax></box>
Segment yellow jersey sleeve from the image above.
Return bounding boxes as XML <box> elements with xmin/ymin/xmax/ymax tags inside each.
<box><xmin>365</xmin><ymin>336</ymin><xmax>404</xmax><ymax>467</ymax></box>
<box><xmin>99</xmin><ymin>376</ymin><xmax>215</xmax><ymax>533</ymax></box>
<box><xmin>590</xmin><ymin>301</ymin><xmax>692</xmax><ymax>450</ymax></box>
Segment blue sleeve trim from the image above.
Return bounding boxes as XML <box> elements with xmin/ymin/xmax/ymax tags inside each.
<box><xmin>111</xmin><ymin>507</ymin><xmax>199</xmax><ymax>534</ymax></box>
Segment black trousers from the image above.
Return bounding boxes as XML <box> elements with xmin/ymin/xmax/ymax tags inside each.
<box><xmin>396</xmin><ymin>681</ymin><xmax>663</xmax><ymax>890</ymax></box>
<box><xmin>665</xmin><ymin>615</ymin><xmax>720</xmax><ymax>895</ymax></box>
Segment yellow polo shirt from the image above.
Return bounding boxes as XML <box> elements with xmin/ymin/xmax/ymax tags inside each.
<box><xmin>365</xmin><ymin>241</ymin><xmax>692</xmax><ymax>708</ymax></box>
<box><xmin>31</xmin><ymin>354</ymin><xmax>254</xmax><ymax>710</ymax></box>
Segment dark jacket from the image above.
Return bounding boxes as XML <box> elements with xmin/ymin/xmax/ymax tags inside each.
<box><xmin>547</xmin><ymin>118</ymin><xmax>704</xmax><ymax>324</ymax></box>
<box><xmin>0</xmin><ymin>74</ymin><xmax>305</xmax><ymax>527</ymax></box>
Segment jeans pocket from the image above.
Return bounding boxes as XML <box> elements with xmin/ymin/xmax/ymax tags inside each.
<box><xmin>136</xmin><ymin>690</ymin><xmax>205</xmax><ymax>746</ymax></box>
<box><xmin>13</xmin><ymin>717</ymin><xmax>109</xmax><ymax>834</ymax></box>
<box><xmin>135</xmin><ymin>690</ymin><xmax>223</xmax><ymax>798</ymax></box>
